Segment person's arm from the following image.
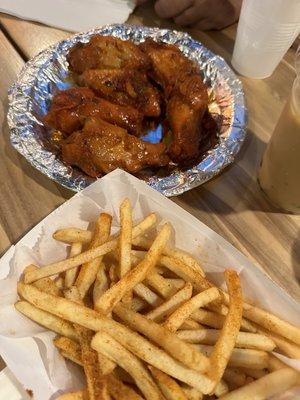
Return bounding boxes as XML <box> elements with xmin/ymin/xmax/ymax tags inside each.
<box><xmin>136</xmin><ymin>0</ymin><xmax>242</xmax><ymax>31</ymax></box>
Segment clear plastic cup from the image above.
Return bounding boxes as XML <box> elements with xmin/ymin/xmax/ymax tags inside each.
<box><xmin>258</xmin><ymin>47</ymin><xmax>300</xmax><ymax>214</ymax></box>
<box><xmin>232</xmin><ymin>0</ymin><xmax>300</xmax><ymax>78</ymax></box>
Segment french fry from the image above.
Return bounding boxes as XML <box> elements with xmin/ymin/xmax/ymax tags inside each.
<box><xmin>65</xmin><ymin>286</ymin><xmax>115</xmax><ymax>376</ymax></box>
<box><xmin>17</xmin><ymin>283</ymin><xmax>215</xmax><ymax>393</ymax></box>
<box><xmin>93</xmin><ymin>265</ymin><xmax>109</xmax><ymax>306</ymax></box>
<box><xmin>177</xmin><ymin>329</ymin><xmax>276</xmax><ymax>351</ymax></box>
<box><xmin>107</xmin><ymin>374</ymin><xmax>143</xmax><ymax>400</ymax></box>
<box><xmin>181</xmin><ymin>386</ymin><xmax>203</xmax><ymax>400</ymax></box>
<box><xmin>132</xmin><ymin>237</ymin><xmax>205</xmax><ymax>276</ymax></box>
<box><xmin>164</xmin><ymin>287</ymin><xmax>220</xmax><ymax>332</ymax></box>
<box><xmin>255</xmin><ymin>325</ymin><xmax>300</xmax><ymax>359</ymax></box>
<box><xmin>55</xmin><ymin>276</ymin><xmax>65</xmax><ymax>290</ymax></box>
<box><xmin>94</xmin><ymin>224</ymin><xmax>171</xmax><ymax>314</ymax></box>
<box><xmin>25</xmin><ymin>265</ymin><xmax>62</xmax><ymax>296</ymax></box>
<box><xmin>146</xmin><ymin>283</ymin><xmax>193</xmax><ymax>322</ymax></box>
<box><xmin>195</xmin><ymin>345</ymin><xmax>270</xmax><ymax>369</ymax></box>
<box><xmin>65</xmin><ymin>242</ymin><xmax>83</xmax><ymax>289</ymax></box>
<box><xmin>242</xmin><ymin>302</ymin><xmax>300</xmax><ymax>346</ymax></box>
<box><xmin>149</xmin><ymin>366</ymin><xmax>188</xmax><ymax>400</ymax></box>
<box><xmin>53</xmin><ymin>228</ymin><xmax>92</xmax><ymax>244</ymax></box>
<box><xmin>15</xmin><ymin>301</ymin><xmax>78</xmax><ymax>341</ymax></box>
<box><xmin>57</xmin><ymin>391</ymin><xmax>87</xmax><ymax>400</ymax></box>
<box><xmin>114</xmin><ymin>303</ymin><xmax>210</xmax><ymax>373</ymax></box>
<box><xmin>24</xmin><ymin>214</ymin><xmax>157</xmax><ymax>283</ymax></box>
<box><xmin>223</xmin><ymin>368</ymin><xmax>246</xmax><ymax>388</ymax></box>
<box><xmin>119</xmin><ymin>198</ymin><xmax>133</xmax><ymax>305</ymax></box>
<box><xmin>240</xmin><ymin>368</ymin><xmax>267</xmax><ymax>379</ymax></box>
<box><xmin>268</xmin><ymin>354</ymin><xmax>288</xmax><ymax>371</ymax></box>
<box><xmin>165</xmin><ymin>278</ymin><xmax>185</xmax><ymax>291</ymax></box>
<box><xmin>76</xmin><ymin>213</ymin><xmax>112</xmax><ymax>298</ymax></box>
<box><xmin>219</xmin><ymin>368</ymin><xmax>299</xmax><ymax>400</ymax></box>
<box><xmin>54</xmin><ymin>336</ymin><xmax>82</xmax><ymax>366</ymax></box>
<box><xmin>192</xmin><ymin>308</ymin><xmax>225</xmax><ymax>329</ymax></box>
<box><xmin>206</xmin><ymin>271</ymin><xmax>243</xmax><ymax>392</ymax></box>
<box><xmin>145</xmin><ymin>272</ymin><xmax>178</xmax><ymax>298</ymax></box>
<box><xmin>131</xmin><ymin>297</ymin><xmax>148</xmax><ymax>312</ymax></box>
<box><xmin>91</xmin><ymin>331</ymin><xmax>163</xmax><ymax>400</ymax></box>
<box><xmin>181</xmin><ymin>319</ymin><xmax>203</xmax><ymax>330</ymax></box>
<box><xmin>133</xmin><ymin>283</ymin><xmax>163</xmax><ymax>307</ymax></box>
<box><xmin>214</xmin><ymin>380</ymin><xmax>229</xmax><ymax>397</ymax></box>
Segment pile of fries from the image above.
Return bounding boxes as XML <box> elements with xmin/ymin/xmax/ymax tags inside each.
<box><xmin>15</xmin><ymin>199</ymin><xmax>300</xmax><ymax>399</ymax></box>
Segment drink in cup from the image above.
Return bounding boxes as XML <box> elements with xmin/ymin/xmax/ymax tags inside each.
<box><xmin>232</xmin><ymin>0</ymin><xmax>300</xmax><ymax>78</ymax></box>
<box><xmin>258</xmin><ymin>50</ymin><xmax>300</xmax><ymax>213</ymax></box>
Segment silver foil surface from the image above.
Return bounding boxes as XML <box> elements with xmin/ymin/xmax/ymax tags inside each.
<box><xmin>8</xmin><ymin>24</ymin><xmax>247</xmax><ymax>196</ymax></box>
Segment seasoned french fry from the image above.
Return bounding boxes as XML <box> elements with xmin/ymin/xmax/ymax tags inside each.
<box><xmin>76</xmin><ymin>213</ymin><xmax>112</xmax><ymax>298</ymax></box>
<box><xmin>119</xmin><ymin>198</ymin><xmax>133</xmax><ymax>305</ymax></box>
<box><xmin>132</xmin><ymin>236</ymin><xmax>205</xmax><ymax>276</ymax></box>
<box><xmin>119</xmin><ymin>198</ymin><xmax>132</xmax><ymax>278</ymax></box>
<box><xmin>268</xmin><ymin>354</ymin><xmax>288</xmax><ymax>371</ymax></box>
<box><xmin>214</xmin><ymin>380</ymin><xmax>229</xmax><ymax>397</ymax></box>
<box><xmin>165</xmin><ymin>278</ymin><xmax>185</xmax><ymax>291</ymax></box>
<box><xmin>65</xmin><ymin>286</ymin><xmax>115</xmax><ymax>376</ymax></box>
<box><xmin>65</xmin><ymin>242</ymin><xmax>83</xmax><ymax>289</ymax></box>
<box><xmin>54</xmin><ymin>336</ymin><xmax>82</xmax><ymax>366</ymax></box>
<box><xmin>55</xmin><ymin>276</ymin><xmax>65</xmax><ymax>290</ymax></box>
<box><xmin>91</xmin><ymin>331</ymin><xmax>163</xmax><ymax>400</ymax></box>
<box><xmin>219</xmin><ymin>368</ymin><xmax>299</xmax><ymax>400</ymax></box>
<box><xmin>192</xmin><ymin>308</ymin><xmax>225</xmax><ymax>329</ymax></box>
<box><xmin>57</xmin><ymin>391</ymin><xmax>87</xmax><ymax>400</ymax></box>
<box><xmin>195</xmin><ymin>345</ymin><xmax>270</xmax><ymax>369</ymax></box>
<box><xmin>25</xmin><ymin>265</ymin><xmax>62</xmax><ymax>296</ymax></box>
<box><xmin>240</xmin><ymin>368</ymin><xmax>267</xmax><ymax>379</ymax></box>
<box><xmin>149</xmin><ymin>366</ymin><xmax>188</xmax><ymax>400</ymax></box>
<box><xmin>133</xmin><ymin>283</ymin><xmax>163</xmax><ymax>307</ymax></box>
<box><xmin>181</xmin><ymin>319</ymin><xmax>203</xmax><ymax>330</ymax></box>
<box><xmin>131</xmin><ymin>297</ymin><xmax>148</xmax><ymax>312</ymax></box>
<box><xmin>145</xmin><ymin>272</ymin><xmax>178</xmax><ymax>298</ymax></box>
<box><xmin>94</xmin><ymin>224</ymin><xmax>171</xmax><ymax>314</ymax></box>
<box><xmin>146</xmin><ymin>283</ymin><xmax>193</xmax><ymax>322</ymax></box>
<box><xmin>177</xmin><ymin>329</ymin><xmax>276</xmax><ymax>351</ymax></box>
<box><xmin>242</xmin><ymin>302</ymin><xmax>300</xmax><ymax>346</ymax></box>
<box><xmin>107</xmin><ymin>374</ymin><xmax>143</xmax><ymax>400</ymax></box>
<box><xmin>53</xmin><ymin>228</ymin><xmax>92</xmax><ymax>244</ymax></box>
<box><xmin>24</xmin><ymin>214</ymin><xmax>157</xmax><ymax>283</ymax></box>
<box><xmin>164</xmin><ymin>287</ymin><xmax>220</xmax><ymax>332</ymax></box>
<box><xmin>17</xmin><ymin>283</ymin><xmax>215</xmax><ymax>393</ymax></box>
<box><xmin>15</xmin><ymin>301</ymin><xmax>78</xmax><ymax>341</ymax></box>
<box><xmin>181</xmin><ymin>386</ymin><xmax>203</xmax><ymax>400</ymax></box>
<box><xmin>223</xmin><ymin>368</ymin><xmax>246</xmax><ymax>388</ymax></box>
<box><xmin>206</xmin><ymin>271</ymin><xmax>243</xmax><ymax>392</ymax></box>
<box><xmin>93</xmin><ymin>265</ymin><xmax>109</xmax><ymax>307</ymax></box>
<box><xmin>255</xmin><ymin>325</ymin><xmax>300</xmax><ymax>359</ymax></box>
<box><xmin>113</xmin><ymin>303</ymin><xmax>210</xmax><ymax>373</ymax></box>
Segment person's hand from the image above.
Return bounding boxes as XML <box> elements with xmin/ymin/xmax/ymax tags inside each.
<box><xmin>145</xmin><ymin>0</ymin><xmax>242</xmax><ymax>30</ymax></box>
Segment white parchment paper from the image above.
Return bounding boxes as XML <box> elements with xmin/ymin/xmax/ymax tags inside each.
<box><xmin>0</xmin><ymin>169</ymin><xmax>299</xmax><ymax>399</ymax></box>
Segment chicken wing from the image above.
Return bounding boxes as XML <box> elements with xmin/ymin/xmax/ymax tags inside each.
<box><xmin>44</xmin><ymin>87</ymin><xmax>143</xmax><ymax>135</ymax></box>
<box><xmin>140</xmin><ymin>39</ymin><xmax>209</xmax><ymax>163</ymax></box>
<box><xmin>61</xmin><ymin>117</ymin><xmax>169</xmax><ymax>176</ymax></box>
<box><xmin>139</xmin><ymin>39</ymin><xmax>199</xmax><ymax>96</ymax></box>
<box><xmin>67</xmin><ymin>35</ymin><xmax>150</xmax><ymax>74</ymax></box>
<box><xmin>79</xmin><ymin>68</ymin><xmax>161</xmax><ymax>118</ymax></box>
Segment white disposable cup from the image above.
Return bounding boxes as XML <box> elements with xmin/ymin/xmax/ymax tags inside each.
<box><xmin>232</xmin><ymin>0</ymin><xmax>300</xmax><ymax>79</ymax></box>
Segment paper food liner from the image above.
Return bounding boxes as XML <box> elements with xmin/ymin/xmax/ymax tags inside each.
<box><xmin>0</xmin><ymin>169</ymin><xmax>299</xmax><ymax>399</ymax></box>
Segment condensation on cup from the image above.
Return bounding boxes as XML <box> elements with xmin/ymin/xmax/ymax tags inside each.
<box><xmin>258</xmin><ymin>48</ymin><xmax>300</xmax><ymax>214</ymax></box>
<box><xmin>232</xmin><ymin>0</ymin><xmax>300</xmax><ymax>79</ymax></box>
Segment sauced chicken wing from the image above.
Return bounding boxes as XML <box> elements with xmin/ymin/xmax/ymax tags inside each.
<box><xmin>79</xmin><ymin>69</ymin><xmax>161</xmax><ymax>117</ymax></box>
<box><xmin>167</xmin><ymin>73</ymin><xmax>208</xmax><ymax>162</ymax></box>
<box><xmin>139</xmin><ymin>39</ymin><xmax>199</xmax><ymax>96</ymax></box>
<box><xmin>44</xmin><ymin>87</ymin><xmax>143</xmax><ymax>135</ymax></box>
<box><xmin>140</xmin><ymin>39</ymin><xmax>208</xmax><ymax>163</ymax></box>
<box><xmin>67</xmin><ymin>35</ymin><xmax>150</xmax><ymax>74</ymax></box>
<box><xmin>61</xmin><ymin>117</ymin><xmax>169</xmax><ymax>176</ymax></box>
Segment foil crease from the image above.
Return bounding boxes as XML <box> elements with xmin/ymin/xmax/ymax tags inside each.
<box><xmin>8</xmin><ymin>24</ymin><xmax>247</xmax><ymax>196</ymax></box>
